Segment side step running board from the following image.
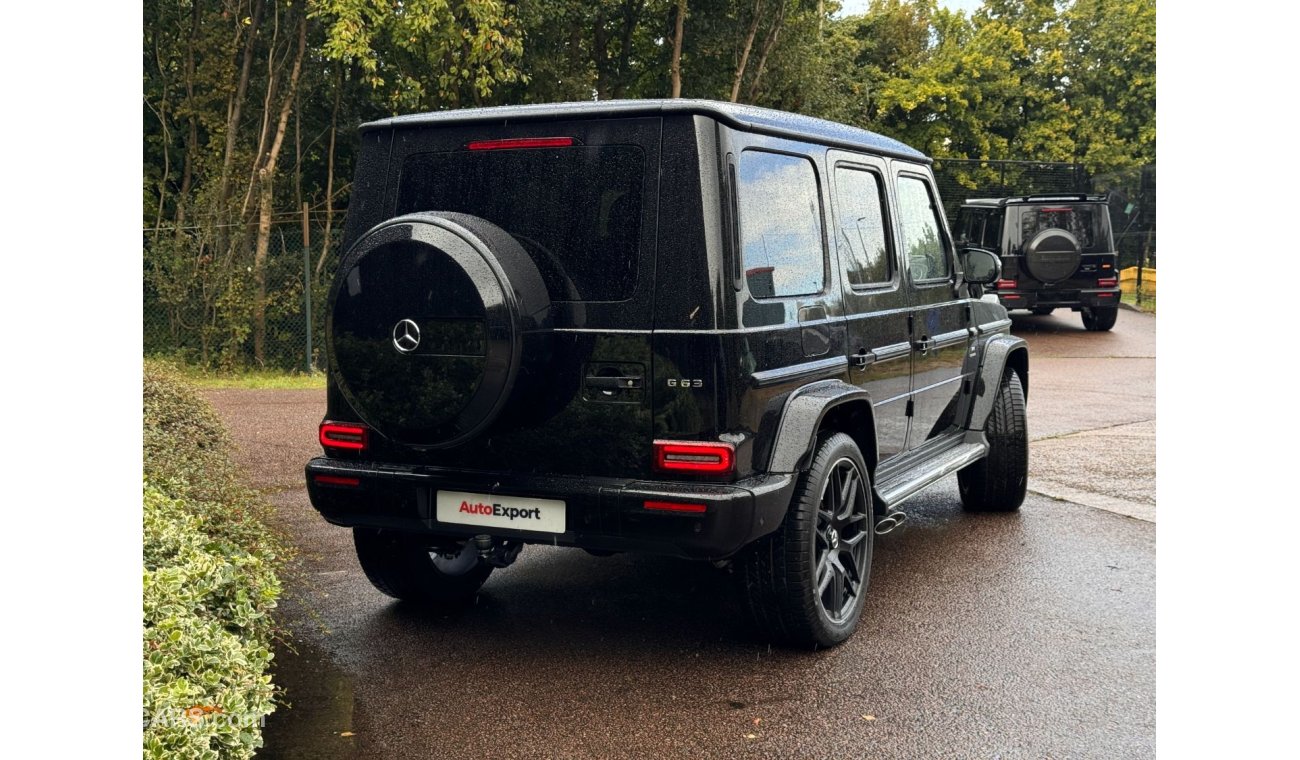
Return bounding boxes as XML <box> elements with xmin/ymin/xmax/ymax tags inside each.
<box><xmin>874</xmin><ymin>441</ymin><xmax>988</xmax><ymax>512</ymax></box>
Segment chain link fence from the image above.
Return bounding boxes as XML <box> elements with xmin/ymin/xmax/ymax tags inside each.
<box><xmin>933</xmin><ymin>159</ymin><xmax>1156</xmax><ymax>271</ymax></box>
<box><xmin>144</xmin><ymin>219</ymin><xmax>345</xmax><ymax>373</ymax></box>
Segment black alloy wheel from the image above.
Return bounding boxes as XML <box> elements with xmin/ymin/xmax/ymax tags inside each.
<box><xmin>739</xmin><ymin>432</ymin><xmax>875</xmax><ymax>648</ymax></box>
<box><xmin>814</xmin><ymin>457</ymin><xmax>872</xmax><ymax>624</ymax></box>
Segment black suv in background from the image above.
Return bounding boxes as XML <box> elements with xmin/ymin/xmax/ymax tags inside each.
<box><xmin>955</xmin><ymin>195</ymin><xmax>1121</xmax><ymax>331</ymax></box>
<box><xmin>306</xmin><ymin>100</ymin><xmax>1029</xmax><ymax>647</ymax></box>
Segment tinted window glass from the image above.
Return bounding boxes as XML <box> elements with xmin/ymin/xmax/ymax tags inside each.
<box><xmin>834</xmin><ymin>167</ymin><xmax>892</xmax><ymax>287</ymax></box>
<box><xmin>955</xmin><ymin>208</ymin><xmax>982</xmax><ymax>246</ymax></box>
<box><xmin>897</xmin><ymin>177</ymin><xmax>950</xmax><ymax>281</ymax></box>
<box><xmin>982</xmin><ymin>210</ymin><xmax>1004</xmax><ymax>250</ymax></box>
<box><xmin>397</xmin><ymin>146</ymin><xmax>643</xmax><ymax>301</ymax></box>
<box><xmin>1020</xmin><ymin>205</ymin><xmax>1110</xmax><ymax>253</ymax></box>
<box><xmin>738</xmin><ymin>151</ymin><xmax>824</xmax><ymax>298</ymax></box>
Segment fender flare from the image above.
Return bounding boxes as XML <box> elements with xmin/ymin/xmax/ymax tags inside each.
<box><xmin>967</xmin><ymin>334</ymin><xmax>1029</xmax><ymax>431</ymax></box>
<box><xmin>765</xmin><ymin>380</ymin><xmax>878</xmax><ymax>474</ymax></box>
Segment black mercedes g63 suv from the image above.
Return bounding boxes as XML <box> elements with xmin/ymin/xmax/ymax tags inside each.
<box><xmin>306</xmin><ymin>100</ymin><xmax>1029</xmax><ymax>647</ymax></box>
<box><xmin>955</xmin><ymin>195</ymin><xmax>1121</xmax><ymax>331</ymax></box>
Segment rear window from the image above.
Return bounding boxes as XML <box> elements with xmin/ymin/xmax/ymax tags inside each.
<box><xmin>396</xmin><ymin>146</ymin><xmax>644</xmax><ymax>301</ymax></box>
<box><xmin>1019</xmin><ymin>205</ymin><xmax>1111</xmax><ymax>253</ymax></box>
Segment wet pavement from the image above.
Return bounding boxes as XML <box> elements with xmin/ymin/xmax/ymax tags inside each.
<box><xmin>204</xmin><ymin>307</ymin><xmax>1155</xmax><ymax>759</ymax></box>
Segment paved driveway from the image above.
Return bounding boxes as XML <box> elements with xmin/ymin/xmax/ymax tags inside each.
<box><xmin>205</xmin><ymin>307</ymin><xmax>1156</xmax><ymax>759</ymax></box>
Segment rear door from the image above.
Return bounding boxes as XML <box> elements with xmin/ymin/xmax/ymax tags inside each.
<box><xmin>891</xmin><ymin>164</ymin><xmax>972</xmax><ymax>451</ymax></box>
<box><xmin>385</xmin><ymin>117</ymin><xmax>661</xmax><ymax>477</ymax></box>
<box><xmin>1011</xmin><ymin>202</ymin><xmax>1116</xmax><ymax>294</ymax></box>
<box><xmin>827</xmin><ymin>150</ymin><xmax>911</xmax><ymax>462</ymax></box>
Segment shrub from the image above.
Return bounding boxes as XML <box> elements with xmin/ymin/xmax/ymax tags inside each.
<box><xmin>143</xmin><ymin>360</ymin><xmax>289</xmax><ymax>759</ymax></box>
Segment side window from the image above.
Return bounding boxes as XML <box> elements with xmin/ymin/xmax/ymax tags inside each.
<box><xmin>982</xmin><ymin>210</ymin><xmax>1004</xmax><ymax>250</ymax></box>
<box><xmin>955</xmin><ymin>208</ymin><xmax>982</xmax><ymax>247</ymax></box>
<box><xmin>738</xmin><ymin>151</ymin><xmax>825</xmax><ymax>298</ymax></box>
<box><xmin>833</xmin><ymin>166</ymin><xmax>892</xmax><ymax>287</ymax></box>
<box><xmin>897</xmin><ymin>176</ymin><xmax>951</xmax><ymax>281</ymax></box>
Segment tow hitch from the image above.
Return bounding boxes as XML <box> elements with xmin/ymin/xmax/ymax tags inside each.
<box><xmin>472</xmin><ymin>534</ymin><xmax>523</xmax><ymax>568</ymax></box>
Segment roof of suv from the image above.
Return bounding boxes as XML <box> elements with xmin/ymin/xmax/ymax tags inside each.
<box><xmin>963</xmin><ymin>194</ymin><xmax>1109</xmax><ymax>207</ymax></box>
<box><xmin>360</xmin><ymin>99</ymin><xmax>930</xmax><ymax>163</ymax></box>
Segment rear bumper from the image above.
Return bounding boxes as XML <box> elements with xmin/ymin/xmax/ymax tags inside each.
<box><xmin>305</xmin><ymin>457</ymin><xmax>797</xmax><ymax>560</ymax></box>
<box><xmin>997</xmin><ymin>287</ymin><xmax>1120</xmax><ymax>309</ymax></box>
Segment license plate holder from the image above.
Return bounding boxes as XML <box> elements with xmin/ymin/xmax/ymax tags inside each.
<box><xmin>435</xmin><ymin>490</ymin><xmax>566</xmax><ymax>534</ymax></box>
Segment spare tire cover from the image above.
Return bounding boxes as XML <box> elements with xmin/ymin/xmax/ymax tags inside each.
<box><xmin>329</xmin><ymin>212</ymin><xmax>551</xmax><ymax>447</ymax></box>
<box><xmin>1023</xmin><ymin>228</ymin><xmax>1081</xmax><ymax>284</ymax></box>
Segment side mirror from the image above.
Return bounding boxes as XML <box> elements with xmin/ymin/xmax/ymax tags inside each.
<box><xmin>960</xmin><ymin>247</ymin><xmax>1001</xmax><ymax>285</ymax></box>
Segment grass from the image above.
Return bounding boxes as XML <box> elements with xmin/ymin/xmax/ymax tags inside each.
<box><xmin>1121</xmin><ymin>291</ymin><xmax>1156</xmax><ymax>314</ymax></box>
<box><xmin>148</xmin><ymin>358</ymin><xmax>326</xmax><ymax>389</ymax></box>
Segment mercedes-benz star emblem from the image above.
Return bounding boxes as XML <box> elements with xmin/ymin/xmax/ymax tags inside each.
<box><xmin>392</xmin><ymin>318</ymin><xmax>421</xmax><ymax>353</ymax></box>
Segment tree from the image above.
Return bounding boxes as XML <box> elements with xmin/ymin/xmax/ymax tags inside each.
<box><xmin>311</xmin><ymin>0</ymin><xmax>527</xmax><ymax>112</ymax></box>
<box><xmin>1064</xmin><ymin>0</ymin><xmax>1156</xmax><ymax>172</ymax></box>
<box><xmin>671</xmin><ymin>0</ymin><xmax>687</xmax><ymax>97</ymax></box>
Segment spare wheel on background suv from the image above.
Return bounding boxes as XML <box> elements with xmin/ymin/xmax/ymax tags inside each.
<box><xmin>1022</xmin><ymin>227</ymin><xmax>1082</xmax><ymax>284</ymax></box>
<box><xmin>328</xmin><ymin>212</ymin><xmax>552</xmax><ymax>448</ymax></box>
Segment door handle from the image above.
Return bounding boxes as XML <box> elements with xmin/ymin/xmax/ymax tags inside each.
<box><xmin>584</xmin><ymin>375</ymin><xmax>643</xmax><ymax>390</ymax></box>
<box><xmin>913</xmin><ymin>336</ymin><xmax>934</xmax><ymax>355</ymax></box>
<box><xmin>850</xmin><ymin>349</ymin><xmax>874</xmax><ymax>369</ymax></box>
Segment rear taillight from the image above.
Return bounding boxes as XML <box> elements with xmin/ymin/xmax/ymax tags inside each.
<box><xmin>644</xmin><ymin>500</ymin><xmax>707</xmax><ymax>514</ymax></box>
<box><xmin>653</xmin><ymin>440</ymin><xmax>736</xmax><ymax>474</ymax></box>
<box><xmin>467</xmin><ymin>137</ymin><xmax>574</xmax><ymax>151</ymax></box>
<box><xmin>1097</xmin><ymin>276</ymin><xmax>1118</xmax><ymax>288</ymax></box>
<box><xmin>319</xmin><ymin>422</ymin><xmax>368</xmax><ymax>452</ymax></box>
<box><xmin>996</xmin><ymin>279</ymin><xmax>1018</xmax><ymax>290</ymax></box>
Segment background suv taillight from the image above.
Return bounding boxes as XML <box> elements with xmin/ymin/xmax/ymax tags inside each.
<box><xmin>319</xmin><ymin>421</ymin><xmax>368</xmax><ymax>452</ymax></box>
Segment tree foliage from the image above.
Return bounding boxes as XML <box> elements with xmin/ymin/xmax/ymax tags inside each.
<box><xmin>144</xmin><ymin>0</ymin><xmax>1155</xmax><ymax>369</ymax></box>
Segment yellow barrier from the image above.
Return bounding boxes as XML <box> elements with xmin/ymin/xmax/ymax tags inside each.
<box><xmin>1119</xmin><ymin>266</ymin><xmax>1156</xmax><ymax>296</ymax></box>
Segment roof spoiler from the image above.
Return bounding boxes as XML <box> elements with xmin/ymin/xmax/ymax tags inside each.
<box><xmin>963</xmin><ymin>193</ymin><xmax>1109</xmax><ymax>206</ymax></box>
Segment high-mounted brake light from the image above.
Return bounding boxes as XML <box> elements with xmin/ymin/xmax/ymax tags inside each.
<box><xmin>319</xmin><ymin>421</ymin><xmax>368</xmax><ymax>452</ymax></box>
<box><xmin>1097</xmin><ymin>276</ymin><xmax>1118</xmax><ymax>288</ymax></box>
<box><xmin>653</xmin><ymin>440</ymin><xmax>735</xmax><ymax>474</ymax></box>
<box><xmin>467</xmin><ymin>137</ymin><xmax>574</xmax><ymax>151</ymax></box>
<box><xmin>644</xmin><ymin>500</ymin><xmax>707</xmax><ymax>514</ymax></box>
<box><xmin>996</xmin><ymin>279</ymin><xmax>1018</xmax><ymax>290</ymax></box>
<box><xmin>1037</xmin><ymin>207</ymin><xmax>1074</xmax><ymax>213</ymax></box>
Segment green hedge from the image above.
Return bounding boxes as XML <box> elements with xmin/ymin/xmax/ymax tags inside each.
<box><xmin>143</xmin><ymin>361</ymin><xmax>290</xmax><ymax>759</ymax></box>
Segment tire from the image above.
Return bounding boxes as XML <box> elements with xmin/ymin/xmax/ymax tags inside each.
<box><xmin>1081</xmin><ymin>306</ymin><xmax>1118</xmax><ymax>332</ymax></box>
<box><xmin>958</xmin><ymin>370</ymin><xmax>1028</xmax><ymax>512</ymax></box>
<box><xmin>353</xmin><ymin>528</ymin><xmax>493</xmax><ymax>605</ymax></box>
<box><xmin>1031</xmin><ymin>306</ymin><xmax>1055</xmax><ymax>316</ymax></box>
<box><xmin>738</xmin><ymin>432</ymin><xmax>874</xmax><ymax>648</ymax></box>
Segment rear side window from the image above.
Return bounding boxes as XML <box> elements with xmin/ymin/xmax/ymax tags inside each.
<box><xmin>981</xmin><ymin>210</ymin><xmax>1004</xmax><ymax>249</ymax></box>
<box><xmin>737</xmin><ymin>151</ymin><xmax>825</xmax><ymax>298</ymax></box>
<box><xmin>833</xmin><ymin>166</ymin><xmax>892</xmax><ymax>287</ymax></box>
<box><xmin>897</xmin><ymin>176</ymin><xmax>950</xmax><ymax>281</ymax></box>
<box><xmin>1019</xmin><ymin>205</ymin><xmax>1111</xmax><ymax>253</ymax></box>
<box><xmin>955</xmin><ymin>208</ymin><xmax>985</xmax><ymax>247</ymax></box>
<box><xmin>397</xmin><ymin>146</ymin><xmax>644</xmax><ymax>301</ymax></box>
